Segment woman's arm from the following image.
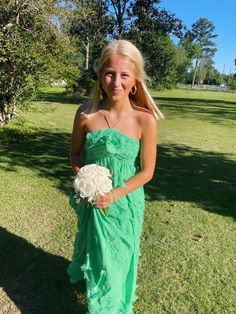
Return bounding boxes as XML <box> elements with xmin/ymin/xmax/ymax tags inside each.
<box><xmin>96</xmin><ymin>113</ymin><xmax>157</xmax><ymax>209</ymax></box>
<box><xmin>70</xmin><ymin>105</ymin><xmax>88</xmax><ymax>175</ymax></box>
<box><xmin>114</xmin><ymin>113</ymin><xmax>157</xmax><ymax>197</ymax></box>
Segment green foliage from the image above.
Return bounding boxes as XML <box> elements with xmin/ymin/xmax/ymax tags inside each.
<box><xmin>229</xmin><ymin>78</ymin><xmax>236</xmax><ymax>90</ymax></box>
<box><xmin>203</xmin><ymin>66</ymin><xmax>222</xmax><ymax>85</ymax></box>
<box><xmin>124</xmin><ymin>1</ymin><xmax>186</xmax><ymax>89</ymax></box>
<box><xmin>180</xmin><ymin>31</ymin><xmax>201</xmax><ymax>59</ymax></box>
<box><xmin>65</xmin><ymin>0</ymin><xmax>186</xmax><ymax>92</ymax></box>
<box><xmin>129</xmin><ymin>0</ymin><xmax>184</xmax><ymax>38</ymax></box>
<box><xmin>191</xmin><ymin>18</ymin><xmax>217</xmax><ymax>59</ymax></box>
<box><xmin>69</xmin><ymin>70</ymin><xmax>96</xmax><ymax>95</ymax></box>
<box><xmin>190</xmin><ymin>18</ymin><xmax>217</xmax><ymax>85</ymax></box>
<box><xmin>177</xmin><ymin>19</ymin><xmax>218</xmax><ymax>86</ymax></box>
<box><xmin>68</xmin><ymin>1</ymin><xmax>112</xmax><ymax>68</ymax></box>
<box><xmin>0</xmin><ymin>0</ymin><xmax>79</xmax><ymax>125</ymax></box>
<box><xmin>142</xmin><ymin>35</ymin><xmax>178</xmax><ymax>89</ymax></box>
<box><xmin>174</xmin><ymin>45</ymin><xmax>193</xmax><ymax>83</ymax></box>
<box><xmin>64</xmin><ymin>1</ymin><xmax>113</xmax><ymax>94</ymax></box>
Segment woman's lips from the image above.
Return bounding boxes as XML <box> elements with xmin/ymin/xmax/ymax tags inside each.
<box><xmin>111</xmin><ymin>89</ymin><xmax>123</xmax><ymax>94</ymax></box>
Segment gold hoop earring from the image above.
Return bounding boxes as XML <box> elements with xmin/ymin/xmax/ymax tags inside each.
<box><xmin>130</xmin><ymin>85</ymin><xmax>137</xmax><ymax>95</ymax></box>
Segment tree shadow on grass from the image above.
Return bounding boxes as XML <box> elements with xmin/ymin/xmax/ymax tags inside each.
<box><xmin>0</xmin><ymin>227</ymin><xmax>87</xmax><ymax>314</ymax></box>
<box><xmin>146</xmin><ymin>143</ymin><xmax>236</xmax><ymax>219</ymax></box>
<box><xmin>37</xmin><ymin>91</ymin><xmax>88</xmax><ymax>106</ymax></box>
<box><xmin>1</xmin><ymin>126</ymin><xmax>235</xmax><ymax>219</ymax></box>
<box><xmin>0</xmin><ymin>127</ymin><xmax>73</xmax><ymax>194</ymax></box>
<box><xmin>154</xmin><ymin>97</ymin><xmax>236</xmax><ymax>123</ymax></box>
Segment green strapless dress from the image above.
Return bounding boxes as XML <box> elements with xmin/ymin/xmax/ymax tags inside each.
<box><xmin>67</xmin><ymin>128</ymin><xmax>145</xmax><ymax>314</ymax></box>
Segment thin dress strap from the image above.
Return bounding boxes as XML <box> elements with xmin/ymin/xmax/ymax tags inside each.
<box><xmin>100</xmin><ymin>109</ymin><xmax>134</xmax><ymax>129</ymax></box>
<box><xmin>101</xmin><ymin>111</ymin><xmax>112</xmax><ymax>128</ymax></box>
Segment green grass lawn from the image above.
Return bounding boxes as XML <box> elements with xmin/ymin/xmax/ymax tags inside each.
<box><xmin>0</xmin><ymin>87</ymin><xmax>235</xmax><ymax>313</ymax></box>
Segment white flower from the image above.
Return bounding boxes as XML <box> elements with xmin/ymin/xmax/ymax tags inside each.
<box><xmin>73</xmin><ymin>164</ymin><xmax>113</xmax><ymax>204</ymax></box>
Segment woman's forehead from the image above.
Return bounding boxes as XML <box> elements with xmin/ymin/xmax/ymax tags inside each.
<box><xmin>102</xmin><ymin>53</ymin><xmax>135</xmax><ymax>71</ymax></box>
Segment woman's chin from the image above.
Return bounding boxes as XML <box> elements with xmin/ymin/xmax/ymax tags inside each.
<box><xmin>107</xmin><ymin>96</ymin><xmax>121</xmax><ymax>103</ymax></box>
<box><xmin>107</xmin><ymin>93</ymin><xmax>128</xmax><ymax>103</ymax></box>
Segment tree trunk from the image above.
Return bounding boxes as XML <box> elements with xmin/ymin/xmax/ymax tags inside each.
<box><xmin>0</xmin><ymin>87</ymin><xmax>22</xmax><ymax>126</ymax></box>
<box><xmin>117</xmin><ymin>1</ymin><xmax>123</xmax><ymax>37</ymax></box>
<box><xmin>111</xmin><ymin>0</ymin><xmax>127</xmax><ymax>38</ymax></box>
<box><xmin>0</xmin><ymin>102</ymin><xmax>16</xmax><ymax>125</ymax></box>
<box><xmin>192</xmin><ymin>58</ymin><xmax>199</xmax><ymax>86</ymax></box>
<box><xmin>85</xmin><ymin>39</ymin><xmax>89</xmax><ymax>70</ymax></box>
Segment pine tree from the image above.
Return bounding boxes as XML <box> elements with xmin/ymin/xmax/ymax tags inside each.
<box><xmin>190</xmin><ymin>18</ymin><xmax>217</xmax><ymax>86</ymax></box>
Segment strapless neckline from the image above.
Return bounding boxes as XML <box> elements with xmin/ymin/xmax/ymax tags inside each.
<box><xmin>86</xmin><ymin>128</ymin><xmax>140</xmax><ymax>144</ymax></box>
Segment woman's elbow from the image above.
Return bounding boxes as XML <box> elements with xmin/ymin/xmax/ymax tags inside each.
<box><xmin>142</xmin><ymin>170</ymin><xmax>154</xmax><ymax>184</ymax></box>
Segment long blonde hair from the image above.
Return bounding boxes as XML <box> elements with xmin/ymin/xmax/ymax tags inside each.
<box><xmin>90</xmin><ymin>40</ymin><xmax>164</xmax><ymax>120</ymax></box>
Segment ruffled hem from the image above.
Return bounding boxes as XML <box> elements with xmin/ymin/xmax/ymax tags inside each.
<box><xmin>88</xmin><ymin>300</ymin><xmax>134</xmax><ymax>314</ymax></box>
<box><xmin>74</xmin><ymin>252</ymin><xmax>138</xmax><ymax>314</ymax></box>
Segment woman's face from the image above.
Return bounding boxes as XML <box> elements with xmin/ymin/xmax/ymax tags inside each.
<box><xmin>101</xmin><ymin>53</ymin><xmax>136</xmax><ymax>104</ymax></box>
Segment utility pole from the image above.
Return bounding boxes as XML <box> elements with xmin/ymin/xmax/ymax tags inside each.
<box><xmin>222</xmin><ymin>64</ymin><xmax>225</xmax><ymax>75</ymax></box>
<box><xmin>228</xmin><ymin>67</ymin><xmax>232</xmax><ymax>85</ymax></box>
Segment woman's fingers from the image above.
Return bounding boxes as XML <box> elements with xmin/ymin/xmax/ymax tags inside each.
<box><xmin>95</xmin><ymin>193</ymin><xmax>110</xmax><ymax>209</ymax></box>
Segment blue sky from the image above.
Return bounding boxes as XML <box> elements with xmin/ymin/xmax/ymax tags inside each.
<box><xmin>159</xmin><ymin>0</ymin><xmax>236</xmax><ymax>74</ymax></box>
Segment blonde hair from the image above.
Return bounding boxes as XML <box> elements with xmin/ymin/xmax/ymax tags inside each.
<box><xmin>90</xmin><ymin>40</ymin><xmax>164</xmax><ymax>120</ymax></box>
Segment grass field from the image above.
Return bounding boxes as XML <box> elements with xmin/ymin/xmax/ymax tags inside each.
<box><xmin>0</xmin><ymin>87</ymin><xmax>235</xmax><ymax>313</ymax></box>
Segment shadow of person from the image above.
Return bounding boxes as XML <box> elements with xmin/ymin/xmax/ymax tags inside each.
<box><xmin>0</xmin><ymin>227</ymin><xmax>87</xmax><ymax>313</ymax></box>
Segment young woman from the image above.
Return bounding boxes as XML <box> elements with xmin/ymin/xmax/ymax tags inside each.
<box><xmin>68</xmin><ymin>39</ymin><xmax>164</xmax><ymax>313</ymax></box>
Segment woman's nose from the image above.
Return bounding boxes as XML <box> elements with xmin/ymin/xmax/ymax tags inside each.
<box><xmin>113</xmin><ymin>74</ymin><xmax>121</xmax><ymax>86</ymax></box>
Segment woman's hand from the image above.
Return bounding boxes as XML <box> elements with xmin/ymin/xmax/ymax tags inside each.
<box><xmin>95</xmin><ymin>191</ymin><xmax>115</xmax><ymax>214</ymax></box>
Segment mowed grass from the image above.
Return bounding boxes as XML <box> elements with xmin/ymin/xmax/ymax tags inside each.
<box><xmin>0</xmin><ymin>87</ymin><xmax>235</xmax><ymax>313</ymax></box>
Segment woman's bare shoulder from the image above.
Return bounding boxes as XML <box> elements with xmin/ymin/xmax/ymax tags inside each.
<box><xmin>76</xmin><ymin>102</ymin><xmax>91</xmax><ymax>116</ymax></box>
<box><xmin>75</xmin><ymin>103</ymin><xmax>97</xmax><ymax>125</ymax></box>
<box><xmin>131</xmin><ymin>101</ymin><xmax>152</xmax><ymax>113</ymax></box>
<box><xmin>132</xmin><ymin>103</ymin><xmax>156</xmax><ymax>125</ymax></box>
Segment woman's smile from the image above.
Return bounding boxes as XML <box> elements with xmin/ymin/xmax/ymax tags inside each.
<box><xmin>111</xmin><ymin>88</ymin><xmax>123</xmax><ymax>94</ymax></box>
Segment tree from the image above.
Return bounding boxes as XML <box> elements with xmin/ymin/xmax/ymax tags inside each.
<box><xmin>125</xmin><ymin>0</ymin><xmax>185</xmax><ymax>88</ymax></box>
<box><xmin>174</xmin><ymin>44</ymin><xmax>192</xmax><ymax>83</ymax></box>
<box><xmin>178</xmin><ymin>30</ymin><xmax>201</xmax><ymax>81</ymax></box>
<box><xmin>203</xmin><ymin>66</ymin><xmax>222</xmax><ymax>85</ymax></box>
<box><xmin>109</xmin><ymin>0</ymin><xmax>130</xmax><ymax>38</ymax></box>
<box><xmin>190</xmin><ymin>18</ymin><xmax>217</xmax><ymax>86</ymax></box>
<box><xmin>65</xmin><ymin>1</ymin><xmax>114</xmax><ymax>94</ymax></box>
<box><xmin>65</xmin><ymin>0</ymin><xmax>186</xmax><ymax>90</ymax></box>
<box><xmin>0</xmin><ymin>0</ymin><xmax>78</xmax><ymax>125</ymax></box>
<box><xmin>229</xmin><ymin>80</ymin><xmax>236</xmax><ymax>90</ymax></box>
<box><xmin>68</xmin><ymin>1</ymin><xmax>113</xmax><ymax>71</ymax></box>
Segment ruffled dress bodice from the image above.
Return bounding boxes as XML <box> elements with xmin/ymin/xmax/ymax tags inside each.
<box><xmin>83</xmin><ymin>128</ymin><xmax>141</xmax><ymax>188</ymax></box>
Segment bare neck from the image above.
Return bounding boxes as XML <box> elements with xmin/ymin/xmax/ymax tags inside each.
<box><xmin>101</xmin><ymin>98</ymin><xmax>133</xmax><ymax>114</ymax></box>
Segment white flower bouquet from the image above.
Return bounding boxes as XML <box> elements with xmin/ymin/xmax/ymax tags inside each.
<box><xmin>73</xmin><ymin>164</ymin><xmax>113</xmax><ymax>215</ymax></box>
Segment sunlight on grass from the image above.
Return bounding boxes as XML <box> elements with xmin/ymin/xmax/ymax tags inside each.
<box><xmin>0</xmin><ymin>87</ymin><xmax>235</xmax><ymax>313</ymax></box>
<box><xmin>151</xmin><ymin>88</ymin><xmax>236</xmax><ymax>102</ymax></box>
